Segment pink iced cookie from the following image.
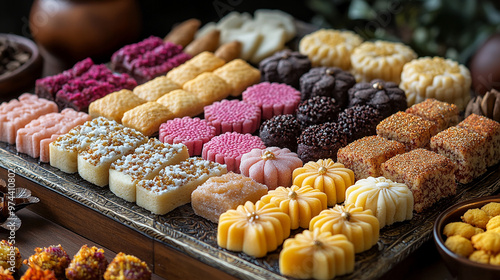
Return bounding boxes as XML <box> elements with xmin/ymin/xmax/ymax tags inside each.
<box><xmin>204</xmin><ymin>99</ymin><xmax>261</xmax><ymax>135</ymax></box>
<box><xmin>16</xmin><ymin>108</ymin><xmax>90</xmax><ymax>159</ymax></box>
<box><xmin>202</xmin><ymin>132</ymin><xmax>266</xmax><ymax>173</ymax></box>
<box><xmin>240</xmin><ymin>146</ymin><xmax>303</xmax><ymax>190</ymax></box>
<box><xmin>0</xmin><ymin>93</ymin><xmax>58</xmax><ymax>144</ymax></box>
<box><xmin>242</xmin><ymin>82</ymin><xmax>301</xmax><ymax>120</ymax></box>
<box><xmin>159</xmin><ymin>117</ymin><xmax>216</xmax><ymax>156</ymax></box>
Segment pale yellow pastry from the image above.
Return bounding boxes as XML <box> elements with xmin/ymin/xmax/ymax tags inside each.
<box><xmin>279</xmin><ymin>229</ymin><xmax>355</xmax><ymax>280</ymax></box>
<box><xmin>445</xmin><ymin>235</ymin><xmax>474</xmax><ymax>257</ymax></box>
<box><xmin>155</xmin><ymin>89</ymin><xmax>205</xmax><ymax>118</ymax></box>
<box><xmin>109</xmin><ymin>138</ymin><xmax>189</xmax><ymax>202</ymax></box>
<box><xmin>132</xmin><ymin>76</ymin><xmax>181</xmax><ymax>102</ymax></box>
<box><xmin>77</xmin><ymin>127</ymin><xmax>147</xmax><ymax>187</ymax></box>
<box><xmin>400</xmin><ymin>56</ymin><xmax>471</xmax><ymax>110</ymax></box>
<box><xmin>88</xmin><ymin>89</ymin><xmax>146</xmax><ymax>123</ymax></box>
<box><xmin>191</xmin><ymin>172</ymin><xmax>268</xmax><ymax>223</ymax></box>
<box><xmin>121</xmin><ymin>102</ymin><xmax>175</xmax><ymax>136</ymax></box>
<box><xmin>443</xmin><ymin>222</ymin><xmax>484</xmax><ymax>239</ymax></box>
<box><xmin>345</xmin><ymin>176</ymin><xmax>413</xmax><ymax>228</ymax></box>
<box><xmin>309</xmin><ymin>204</ymin><xmax>379</xmax><ymax>253</ymax></box>
<box><xmin>462</xmin><ymin>208</ymin><xmax>490</xmax><ymax>229</ymax></box>
<box><xmin>472</xmin><ymin>231</ymin><xmax>500</xmax><ymax>254</ymax></box>
<box><xmin>213</xmin><ymin>59</ymin><xmax>261</xmax><ymax>96</ymax></box>
<box><xmin>469</xmin><ymin>250</ymin><xmax>491</xmax><ymax>264</ymax></box>
<box><xmin>217</xmin><ymin>200</ymin><xmax>290</xmax><ymax>258</ymax></box>
<box><xmin>182</xmin><ymin>72</ymin><xmax>232</xmax><ymax>106</ymax></box>
<box><xmin>260</xmin><ymin>185</ymin><xmax>327</xmax><ymax>230</ymax></box>
<box><xmin>350</xmin><ymin>40</ymin><xmax>417</xmax><ymax>83</ymax></box>
<box><xmin>299</xmin><ymin>29</ymin><xmax>363</xmax><ymax>69</ymax></box>
<box><xmin>166</xmin><ymin>51</ymin><xmax>225</xmax><ymax>86</ymax></box>
<box><xmin>292</xmin><ymin>159</ymin><xmax>355</xmax><ymax>206</ymax></box>
<box><xmin>136</xmin><ymin>157</ymin><xmax>227</xmax><ymax>215</ymax></box>
<box><xmin>487</xmin><ymin>216</ymin><xmax>500</xmax><ymax>232</ymax></box>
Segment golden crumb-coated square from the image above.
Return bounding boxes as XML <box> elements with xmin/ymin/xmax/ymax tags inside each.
<box><xmin>156</xmin><ymin>89</ymin><xmax>204</xmax><ymax>118</ymax></box>
<box><xmin>381</xmin><ymin>148</ymin><xmax>457</xmax><ymax>213</ymax></box>
<box><xmin>187</xmin><ymin>51</ymin><xmax>226</xmax><ymax>71</ymax></box>
<box><xmin>166</xmin><ymin>51</ymin><xmax>225</xmax><ymax>86</ymax></box>
<box><xmin>406</xmin><ymin>98</ymin><xmax>459</xmax><ymax>132</ymax></box>
<box><xmin>88</xmin><ymin>90</ymin><xmax>146</xmax><ymax>123</ymax></box>
<box><xmin>182</xmin><ymin>72</ymin><xmax>232</xmax><ymax>106</ymax></box>
<box><xmin>337</xmin><ymin>135</ymin><xmax>406</xmax><ymax>180</ymax></box>
<box><xmin>376</xmin><ymin>111</ymin><xmax>438</xmax><ymax>151</ymax></box>
<box><xmin>122</xmin><ymin>102</ymin><xmax>175</xmax><ymax>136</ymax></box>
<box><xmin>430</xmin><ymin>126</ymin><xmax>488</xmax><ymax>184</ymax></box>
<box><xmin>132</xmin><ymin>76</ymin><xmax>181</xmax><ymax>101</ymax></box>
<box><xmin>213</xmin><ymin>59</ymin><xmax>261</xmax><ymax>96</ymax></box>
<box><xmin>458</xmin><ymin>113</ymin><xmax>500</xmax><ymax>167</ymax></box>
<box><xmin>166</xmin><ymin>64</ymin><xmax>203</xmax><ymax>86</ymax></box>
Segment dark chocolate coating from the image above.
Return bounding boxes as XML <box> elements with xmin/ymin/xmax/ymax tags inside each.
<box><xmin>337</xmin><ymin>105</ymin><xmax>384</xmax><ymax>143</ymax></box>
<box><xmin>259</xmin><ymin>114</ymin><xmax>301</xmax><ymax>152</ymax></box>
<box><xmin>259</xmin><ymin>49</ymin><xmax>311</xmax><ymax>89</ymax></box>
<box><xmin>348</xmin><ymin>79</ymin><xmax>407</xmax><ymax>118</ymax></box>
<box><xmin>296</xmin><ymin>96</ymin><xmax>341</xmax><ymax>128</ymax></box>
<box><xmin>300</xmin><ymin>67</ymin><xmax>355</xmax><ymax>108</ymax></box>
<box><xmin>297</xmin><ymin>122</ymin><xmax>348</xmax><ymax>163</ymax></box>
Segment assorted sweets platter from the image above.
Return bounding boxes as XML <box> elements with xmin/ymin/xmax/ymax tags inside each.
<box><xmin>1</xmin><ymin>9</ymin><xmax>500</xmax><ymax>280</ymax></box>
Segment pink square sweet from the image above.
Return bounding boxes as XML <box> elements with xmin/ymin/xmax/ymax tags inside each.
<box><xmin>242</xmin><ymin>82</ymin><xmax>301</xmax><ymax>120</ymax></box>
<box><xmin>204</xmin><ymin>99</ymin><xmax>261</xmax><ymax>135</ymax></box>
<box><xmin>159</xmin><ymin>117</ymin><xmax>216</xmax><ymax>157</ymax></box>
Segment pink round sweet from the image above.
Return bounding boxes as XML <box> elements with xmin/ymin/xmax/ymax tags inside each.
<box><xmin>240</xmin><ymin>146</ymin><xmax>303</xmax><ymax>190</ymax></box>
<box><xmin>204</xmin><ymin>99</ymin><xmax>261</xmax><ymax>135</ymax></box>
<box><xmin>202</xmin><ymin>132</ymin><xmax>266</xmax><ymax>173</ymax></box>
<box><xmin>159</xmin><ymin>117</ymin><xmax>216</xmax><ymax>156</ymax></box>
<box><xmin>242</xmin><ymin>82</ymin><xmax>301</xmax><ymax>120</ymax></box>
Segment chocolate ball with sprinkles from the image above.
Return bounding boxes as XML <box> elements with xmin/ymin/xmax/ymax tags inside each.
<box><xmin>348</xmin><ymin>79</ymin><xmax>407</xmax><ymax>118</ymax></box>
<box><xmin>259</xmin><ymin>49</ymin><xmax>311</xmax><ymax>89</ymax></box>
<box><xmin>259</xmin><ymin>114</ymin><xmax>301</xmax><ymax>152</ymax></box>
<box><xmin>337</xmin><ymin>105</ymin><xmax>384</xmax><ymax>143</ymax></box>
<box><xmin>300</xmin><ymin>66</ymin><xmax>356</xmax><ymax>108</ymax></box>
<box><xmin>296</xmin><ymin>96</ymin><xmax>341</xmax><ymax>128</ymax></box>
<box><xmin>297</xmin><ymin>122</ymin><xmax>348</xmax><ymax>163</ymax></box>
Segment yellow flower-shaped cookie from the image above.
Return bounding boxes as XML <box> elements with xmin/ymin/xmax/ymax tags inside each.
<box><xmin>217</xmin><ymin>201</ymin><xmax>291</xmax><ymax>258</ymax></box>
<box><xmin>260</xmin><ymin>185</ymin><xmax>327</xmax><ymax>229</ymax></box>
<box><xmin>279</xmin><ymin>229</ymin><xmax>355</xmax><ymax>280</ymax></box>
<box><xmin>292</xmin><ymin>159</ymin><xmax>354</xmax><ymax>206</ymax></box>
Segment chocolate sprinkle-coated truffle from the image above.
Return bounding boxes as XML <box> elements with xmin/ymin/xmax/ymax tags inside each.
<box><xmin>348</xmin><ymin>79</ymin><xmax>407</xmax><ymax>118</ymax></box>
<box><xmin>259</xmin><ymin>49</ymin><xmax>311</xmax><ymax>89</ymax></box>
<box><xmin>296</xmin><ymin>96</ymin><xmax>341</xmax><ymax>128</ymax></box>
<box><xmin>297</xmin><ymin>122</ymin><xmax>348</xmax><ymax>163</ymax></box>
<box><xmin>337</xmin><ymin>105</ymin><xmax>384</xmax><ymax>143</ymax></box>
<box><xmin>300</xmin><ymin>67</ymin><xmax>356</xmax><ymax>107</ymax></box>
<box><xmin>259</xmin><ymin>114</ymin><xmax>301</xmax><ymax>152</ymax></box>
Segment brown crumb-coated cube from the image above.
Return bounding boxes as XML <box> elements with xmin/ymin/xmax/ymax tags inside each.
<box><xmin>122</xmin><ymin>102</ymin><xmax>174</xmax><ymax>136</ymax></box>
<box><xmin>381</xmin><ymin>148</ymin><xmax>457</xmax><ymax>213</ymax></box>
<box><xmin>376</xmin><ymin>111</ymin><xmax>439</xmax><ymax>151</ymax></box>
<box><xmin>132</xmin><ymin>76</ymin><xmax>181</xmax><ymax>102</ymax></box>
<box><xmin>156</xmin><ymin>89</ymin><xmax>204</xmax><ymax>118</ymax></box>
<box><xmin>337</xmin><ymin>135</ymin><xmax>406</xmax><ymax>180</ymax></box>
<box><xmin>430</xmin><ymin>126</ymin><xmax>488</xmax><ymax>184</ymax></box>
<box><xmin>88</xmin><ymin>89</ymin><xmax>146</xmax><ymax>123</ymax></box>
<box><xmin>406</xmin><ymin>98</ymin><xmax>459</xmax><ymax>132</ymax></box>
<box><xmin>182</xmin><ymin>72</ymin><xmax>232</xmax><ymax>106</ymax></box>
<box><xmin>213</xmin><ymin>59</ymin><xmax>261</xmax><ymax>97</ymax></box>
<box><xmin>457</xmin><ymin>113</ymin><xmax>500</xmax><ymax>167</ymax></box>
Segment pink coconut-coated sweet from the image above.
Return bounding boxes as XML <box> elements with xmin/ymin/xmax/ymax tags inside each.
<box><xmin>159</xmin><ymin>117</ymin><xmax>216</xmax><ymax>156</ymax></box>
<box><xmin>202</xmin><ymin>132</ymin><xmax>266</xmax><ymax>173</ymax></box>
<box><xmin>0</xmin><ymin>93</ymin><xmax>58</xmax><ymax>144</ymax></box>
<box><xmin>240</xmin><ymin>146</ymin><xmax>303</xmax><ymax>190</ymax></box>
<box><xmin>204</xmin><ymin>99</ymin><xmax>261</xmax><ymax>135</ymax></box>
<box><xmin>242</xmin><ymin>82</ymin><xmax>301</xmax><ymax>120</ymax></box>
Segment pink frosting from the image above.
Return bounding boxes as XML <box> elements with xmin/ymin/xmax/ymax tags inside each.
<box><xmin>242</xmin><ymin>82</ymin><xmax>301</xmax><ymax>120</ymax></box>
<box><xmin>159</xmin><ymin>117</ymin><xmax>216</xmax><ymax>156</ymax></box>
<box><xmin>240</xmin><ymin>146</ymin><xmax>303</xmax><ymax>190</ymax></box>
<box><xmin>202</xmin><ymin>132</ymin><xmax>266</xmax><ymax>173</ymax></box>
<box><xmin>204</xmin><ymin>99</ymin><xmax>261</xmax><ymax>135</ymax></box>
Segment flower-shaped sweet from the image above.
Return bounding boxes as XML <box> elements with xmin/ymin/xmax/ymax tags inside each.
<box><xmin>24</xmin><ymin>245</ymin><xmax>70</xmax><ymax>279</ymax></box>
<box><xmin>217</xmin><ymin>201</ymin><xmax>291</xmax><ymax>258</ymax></box>
<box><xmin>292</xmin><ymin>159</ymin><xmax>354</xmax><ymax>206</ymax></box>
<box><xmin>279</xmin><ymin>229</ymin><xmax>355</xmax><ymax>279</ymax></box>
<box><xmin>348</xmin><ymin>79</ymin><xmax>407</xmax><ymax>118</ymax></box>
<box><xmin>20</xmin><ymin>266</ymin><xmax>57</xmax><ymax>280</ymax></box>
<box><xmin>0</xmin><ymin>267</ymin><xmax>14</xmax><ymax>280</ymax></box>
<box><xmin>103</xmin><ymin>253</ymin><xmax>151</xmax><ymax>280</ymax></box>
<box><xmin>345</xmin><ymin>176</ymin><xmax>413</xmax><ymax>228</ymax></box>
<box><xmin>65</xmin><ymin>245</ymin><xmax>108</xmax><ymax>280</ymax></box>
<box><xmin>309</xmin><ymin>204</ymin><xmax>379</xmax><ymax>253</ymax></box>
<box><xmin>0</xmin><ymin>240</ymin><xmax>21</xmax><ymax>272</ymax></box>
<box><xmin>260</xmin><ymin>185</ymin><xmax>327</xmax><ymax>229</ymax></box>
<box><xmin>240</xmin><ymin>147</ymin><xmax>303</xmax><ymax>190</ymax></box>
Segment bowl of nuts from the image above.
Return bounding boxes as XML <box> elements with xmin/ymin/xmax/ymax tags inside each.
<box><xmin>433</xmin><ymin>195</ymin><xmax>500</xmax><ymax>280</ymax></box>
<box><xmin>0</xmin><ymin>33</ymin><xmax>43</xmax><ymax>99</ymax></box>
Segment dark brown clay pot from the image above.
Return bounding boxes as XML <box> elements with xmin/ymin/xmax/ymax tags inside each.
<box><xmin>29</xmin><ymin>0</ymin><xmax>142</xmax><ymax>63</ymax></box>
<box><xmin>469</xmin><ymin>33</ymin><xmax>500</xmax><ymax>96</ymax></box>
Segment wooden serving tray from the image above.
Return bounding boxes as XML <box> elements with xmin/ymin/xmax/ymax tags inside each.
<box><xmin>1</xmin><ymin>142</ymin><xmax>499</xmax><ymax>280</ymax></box>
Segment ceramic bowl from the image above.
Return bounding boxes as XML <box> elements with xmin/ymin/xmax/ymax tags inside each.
<box><xmin>433</xmin><ymin>195</ymin><xmax>500</xmax><ymax>280</ymax></box>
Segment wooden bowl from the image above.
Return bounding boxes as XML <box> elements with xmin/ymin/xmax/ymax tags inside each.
<box><xmin>433</xmin><ymin>195</ymin><xmax>500</xmax><ymax>280</ymax></box>
<box><xmin>0</xmin><ymin>34</ymin><xmax>43</xmax><ymax>99</ymax></box>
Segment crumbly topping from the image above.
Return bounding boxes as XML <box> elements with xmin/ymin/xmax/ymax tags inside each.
<box><xmin>431</xmin><ymin>126</ymin><xmax>487</xmax><ymax>154</ymax></box>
